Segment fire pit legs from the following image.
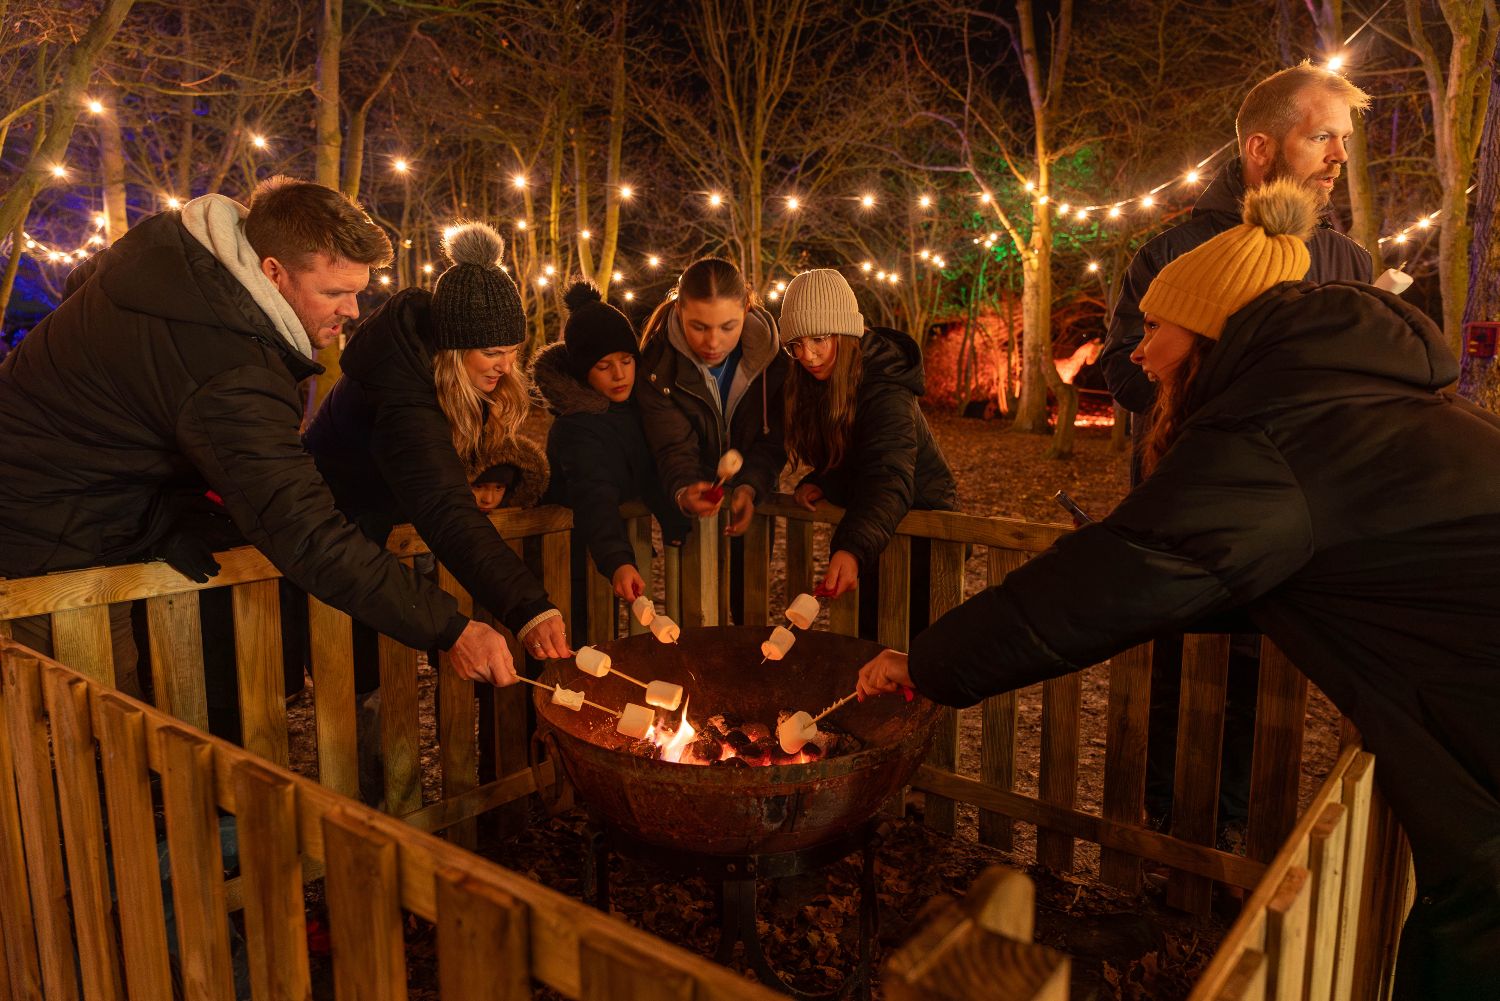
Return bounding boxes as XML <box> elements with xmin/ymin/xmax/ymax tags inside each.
<box><xmin>587</xmin><ymin>818</ymin><xmax>880</xmax><ymax>1001</ymax></box>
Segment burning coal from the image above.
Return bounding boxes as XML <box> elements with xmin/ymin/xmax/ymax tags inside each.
<box><xmin>628</xmin><ymin>708</ymin><xmax>859</xmax><ymax>767</ymax></box>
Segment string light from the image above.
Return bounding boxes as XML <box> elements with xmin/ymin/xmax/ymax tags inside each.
<box><xmin>166</xmin><ymin>196</ymin><xmax>182</xmax><ymax>209</ymax></box>
<box><xmin>543</xmin><ymin>264</ymin><xmax>556</xmax><ymax>276</ymax></box>
<box><xmin>918</xmin><ymin>195</ymin><xmax>933</xmax><ymax>208</ymax></box>
<box><xmin>393</xmin><ymin>158</ymin><xmax>410</xmax><ymax>173</ymax></box>
<box><xmin>442</xmin><ymin>226</ymin><xmax>459</xmax><ymax>240</ymax></box>
<box><xmin>379</xmin><ymin>275</ymin><xmax>392</xmax><ymax>285</ymax></box>
<box><xmin>1140</xmin><ymin>195</ymin><xmax>1155</xmax><ymax>208</ymax></box>
<box><xmin>536</xmin><ymin>275</ymin><xmax>549</xmax><ymax>286</ymax></box>
<box><xmin>515</xmin><ymin>219</ymin><xmax>527</xmax><ymax>230</ymax></box>
<box><xmin>775</xmin><ymin>281</ymin><xmax>787</xmax><ymax>292</ymax></box>
<box><xmin>647</xmin><ymin>255</ymin><xmax>661</xmax><ymax>268</ymax></box>
<box><xmin>250</xmin><ymin>134</ymin><xmax>268</xmax><ymax>149</ymax></box>
<box><xmin>512</xmin><ymin>174</ymin><xmax>528</xmax><ymax>189</ymax></box>
<box><xmin>579</xmin><ymin>229</ymin><xmax>591</xmax><ymax>240</ymax></box>
<box><xmin>87</xmin><ymin>100</ymin><xmax>104</xmax><ymax>114</ymax></box>
<box><xmin>619</xmin><ymin>185</ymin><xmax>634</xmax><ymax>200</ymax></box>
<box><xmin>979</xmin><ymin>192</ymin><xmax>992</xmax><ymax>204</ymax></box>
<box><xmin>624</xmin><ymin>291</ymin><xmax>635</xmax><ymax>301</ymax></box>
<box><xmin>860</xmin><ymin>194</ymin><xmax>876</xmax><ymax>209</ymax></box>
<box><xmin>1087</xmin><ymin>261</ymin><xmax>1100</xmax><ymax>273</ymax></box>
<box><xmin>1023</xmin><ymin>181</ymin><xmax>1035</xmax><ymax>192</ymax></box>
<box><xmin>707</xmin><ymin>192</ymin><xmax>723</xmax><ymax>208</ymax></box>
<box><xmin>612</xmin><ymin>270</ymin><xmax>623</xmax><ymax>283</ymax></box>
<box><xmin>422</xmin><ymin>263</ymin><xmax>434</xmax><ymax>274</ymax></box>
<box><xmin>785</xmin><ymin>196</ymin><xmax>800</xmax><ymax>211</ymax></box>
<box><xmin>50</xmin><ymin>165</ymin><xmax>67</xmax><ymax>178</ymax></box>
<box><xmin>861</xmin><ymin>261</ymin><xmax>872</xmax><ymax>272</ymax></box>
<box><xmin>1326</xmin><ymin>55</ymin><xmax>1345</xmax><ymax>72</ymax></box>
<box><xmin>1108</xmin><ymin>205</ymin><xmax>1122</xmax><ymax>219</ymax></box>
<box><xmin>767</xmin><ymin>290</ymin><xmax>780</xmax><ymax>301</ymax></box>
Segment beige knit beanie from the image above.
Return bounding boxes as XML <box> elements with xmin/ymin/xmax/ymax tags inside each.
<box><xmin>779</xmin><ymin>269</ymin><xmax>865</xmax><ymax>341</ymax></box>
<box><xmin>1139</xmin><ymin>178</ymin><xmax>1318</xmax><ymax>340</ymax></box>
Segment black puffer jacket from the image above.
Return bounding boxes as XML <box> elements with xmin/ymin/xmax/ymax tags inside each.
<box><xmin>799</xmin><ymin>327</ymin><xmax>958</xmax><ymax>571</ymax></box>
<box><xmin>910</xmin><ymin>281</ymin><xmax>1500</xmax><ymax>896</ymax></box>
<box><xmin>1101</xmin><ymin>158</ymin><xmax>1373</xmax><ymax>417</ymax></box>
<box><xmin>303</xmin><ymin>288</ymin><xmax>553</xmax><ymax>635</ymax></box>
<box><xmin>533</xmin><ymin>342</ymin><xmax>691</xmax><ymax>577</ymax></box>
<box><xmin>637</xmin><ymin>305</ymin><xmax>789</xmax><ymax>504</ymax></box>
<box><xmin>0</xmin><ymin>212</ymin><xmax>465</xmax><ymax>650</ymax></box>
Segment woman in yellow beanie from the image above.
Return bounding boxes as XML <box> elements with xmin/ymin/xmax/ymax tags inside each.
<box><xmin>780</xmin><ymin>269</ymin><xmax>957</xmax><ymax>636</ymax></box>
<box><xmin>861</xmin><ymin>179</ymin><xmax>1500</xmax><ymax>999</ymax></box>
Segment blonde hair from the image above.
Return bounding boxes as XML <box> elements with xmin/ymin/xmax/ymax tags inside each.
<box><xmin>1235</xmin><ymin>61</ymin><xmax>1371</xmax><ymax>157</ymax></box>
<box><xmin>432</xmin><ymin>350</ymin><xmax>533</xmax><ymax>467</ymax></box>
<box><xmin>785</xmin><ymin>335</ymin><xmax>863</xmax><ymax>473</ymax></box>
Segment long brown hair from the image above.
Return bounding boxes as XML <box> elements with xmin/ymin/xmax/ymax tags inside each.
<box><xmin>432</xmin><ymin>349</ymin><xmax>533</xmax><ymax>468</ymax></box>
<box><xmin>1140</xmin><ymin>336</ymin><xmax>1215</xmax><ymax>478</ymax></box>
<box><xmin>785</xmin><ymin>335</ymin><xmax>864</xmax><ymax>473</ymax></box>
<box><xmin>639</xmin><ymin>257</ymin><xmax>754</xmax><ymax>348</ymax></box>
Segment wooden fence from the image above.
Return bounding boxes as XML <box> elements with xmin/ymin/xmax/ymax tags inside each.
<box><xmin>0</xmin><ymin>641</ymin><xmax>786</xmax><ymax>1001</ymax></box>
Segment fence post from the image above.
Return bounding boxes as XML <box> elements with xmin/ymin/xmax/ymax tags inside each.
<box><xmin>1246</xmin><ymin>640</ymin><xmax>1309</xmax><ymax>863</ymax></box>
<box><xmin>1100</xmin><ymin>641</ymin><xmax>1153</xmax><ymax>891</ymax></box>
<box><xmin>1167</xmin><ymin>633</ymin><xmax>1231</xmax><ymax>916</ymax></box>
<box><xmin>436</xmin><ymin>867</ymin><xmax>531</xmax><ymax>1000</ymax></box>
<box><xmin>308</xmin><ymin>597</ymin><xmax>358</xmax><ymax>799</ymax></box>
<box><xmin>146</xmin><ymin>592</ymin><xmax>210</xmax><ymax>730</ymax></box>
<box><xmin>232</xmin><ymin>579</ymin><xmax>289</xmax><ymax>766</ymax></box>
<box><xmin>679</xmin><ymin>519</ymin><xmax>719</xmax><ymax>628</ymax></box>
<box><xmin>740</xmin><ymin>515</ymin><xmax>771</xmax><ymax>627</ymax></box>
<box><xmin>924</xmin><ymin>540</ymin><xmax>965</xmax><ymax>836</ymax></box>
<box><xmin>323</xmin><ymin>808</ymin><xmax>408</xmax><ymax>1001</ymax></box>
<box><xmin>0</xmin><ymin>650</ymin><xmax>43</xmax><ymax>1001</ymax></box>
<box><xmin>233</xmin><ymin>759</ymin><xmax>312</xmax><ymax>1001</ymax></box>
<box><xmin>436</xmin><ymin>566</ymin><xmax>479</xmax><ymax>850</ymax></box>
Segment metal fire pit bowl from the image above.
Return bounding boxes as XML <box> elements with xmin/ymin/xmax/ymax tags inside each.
<box><xmin>534</xmin><ymin>626</ymin><xmax>942</xmax><ymax>856</ymax></box>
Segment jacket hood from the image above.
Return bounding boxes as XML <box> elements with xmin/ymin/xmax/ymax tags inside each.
<box><xmin>532</xmin><ymin>340</ymin><xmax>610</xmax><ymax>417</ymax></box>
<box><xmin>666</xmin><ymin>303</ymin><xmax>780</xmax><ymax>378</ymax></box>
<box><xmin>860</xmin><ymin>327</ymin><xmax>926</xmax><ymax>396</ymax></box>
<box><xmin>341</xmin><ymin>287</ymin><xmax>436</xmax><ymax>390</ymax></box>
<box><xmin>1189</xmin><ymin>280</ymin><xmax>1457</xmax><ymax>417</ymax></box>
<box><xmin>466</xmin><ymin>432</ymin><xmax>549</xmax><ymax>509</ymax></box>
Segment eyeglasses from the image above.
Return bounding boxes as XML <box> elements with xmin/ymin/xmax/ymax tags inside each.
<box><xmin>783</xmin><ymin>335</ymin><xmax>833</xmax><ymax>359</ymax></box>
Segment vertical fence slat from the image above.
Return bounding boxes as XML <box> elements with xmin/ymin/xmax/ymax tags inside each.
<box><xmin>0</xmin><ymin>652</ymin><xmax>43</xmax><ymax>1001</ymax></box>
<box><xmin>158</xmin><ymin>726</ymin><xmax>236</xmax><ymax>1001</ymax></box>
<box><xmin>1100</xmin><ymin>641</ymin><xmax>1153</xmax><ymax>891</ymax></box>
<box><xmin>740</xmin><ymin>514</ymin><xmax>770</xmax><ymax>628</ymax></box>
<box><xmin>829</xmin><ymin>587</ymin><xmax>858</xmax><ymax>636</ymax></box>
<box><xmin>1264</xmin><ymin>867</ymin><xmax>1310</xmax><ymax>1001</ymax></box>
<box><xmin>579</xmin><ymin>933</ymin><xmax>697</xmax><ymax>1001</ymax></box>
<box><xmin>718</xmin><ymin>514</ymin><xmax>733</xmax><ymax>626</ymax></box>
<box><xmin>2</xmin><ymin>654</ymin><xmax>78</xmax><ymax>1001</ymax></box>
<box><xmin>308</xmin><ymin>597</ymin><xmax>358</xmax><ymax>799</ymax></box>
<box><xmin>435</xmin><ymin>867</ymin><xmax>529</xmax><ymax>1001</ymax></box>
<box><xmin>146</xmin><ymin>592</ymin><xmax>210</xmax><ymax>729</ymax></box>
<box><xmin>436</xmin><ymin>566</ymin><xmax>478</xmax><ymax>851</ymax></box>
<box><xmin>978</xmin><ymin>548</ymin><xmax>1024</xmax><ymax>852</ymax></box>
<box><xmin>232</xmin><ymin>760</ymin><xmax>311</xmax><ymax>1001</ymax></box>
<box><xmin>627</xmin><ymin>517</ymin><xmax>654</xmax><ymax>636</ymax></box>
<box><xmin>40</xmin><ymin>670</ymin><xmax>124</xmax><ymax>1001</ymax></box>
<box><xmin>1219</xmin><ymin>950</ymin><xmax>1268</xmax><ymax>1001</ymax></box>
<box><xmin>585</xmin><ymin>556</ymin><xmax>615</xmax><ymax>645</ymax></box>
<box><xmin>1331</xmin><ymin>754</ymin><xmax>1374</xmax><ymax>1001</ymax></box>
<box><xmin>679</xmin><ymin>520</ymin><xmax>718</xmax><ymax>628</ymax></box>
<box><xmin>1304</xmin><ymin>802</ymin><xmax>1348</xmax><ymax>1001</ymax></box>
<box><xmin>784</xmin><ymin>519</ymin><xmax>813</xmax><ymax>612</ymax></box>
<box><xmin>1037</xmin><ymin>672</ymin><xmax>1081</xmax><ymax>872</ymax></box>
<box><xmin>924</xmin><ymin>539</ymin><xmax>965</xmax><ymax>836</ymax></box>
<box><xmin>96</xmin><ymin>693</ymin><xmax>173</xmax><ymax>1001</ymax></box>
<box><xmin>1348</xmin><ymin>787</ymin><xmax>1411</xmax><ymax>1001</ymax></box>
<box><xmin>664</xmin><ymin>544</ymin><xmax>683</xmax><ymax>624</ymax></box>
<box><xmin>541</xmin><ymin>531</ymin><xmax>573</xmax><ymax>641</ymax></box>
<box><xmin>49</xmin><ymin>605</ymin><xmax>115</xmax><ymax>687</ymax></box>
<box><xmin>323</xmin><ymin>809</ymin><xmax>408</xmax><ymax>1001</ymax></box>
<box><xmin>877</xmin><ymin>535</ymin><xmax>913</xmax><ymax>820</ymax></box>
<box><xmin>233</xmin><ymin>580</ymin><xmax>289</xmax><ymax>766</ymax></box>
<box><xmin>1167</xmin><ymin>632</ymin><xmax>1231</xmax><ymax>916</ymax></box>
<box><xmin>378</xmin><ymin>632</ymin><xmax>422</xmax><ymax>816</ymax></box>
<box><xmin>1246</xmin><ymin>641</ymin><xmax>1308</xmax><ymax>864</ymax></box>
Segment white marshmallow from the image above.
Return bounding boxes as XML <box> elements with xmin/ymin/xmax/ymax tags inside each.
<box><xmin>760</xmin><ymin>625</ymin><xmax>796</xmax><ymax>661</ymax></box>
<box><xmin>551</xmin><ymin>685</ymin><xmax>586</xmax><ymax>711</ymax></box>
<box><xmin>649</xmin><ymin>615</ymin><xmax>680</xmax><ymax>644</ymax></box>
<box><xmin>716</xmin><ymin>449</ymin><xmax>743</xmax><ymax>481</ymax></box>
<box><xmin>777</xmin><ymin>711</ymin><xmax>818</xmax><ymax>754</ymax></box>
<box><xmin>645</xmin><ymin>680</ymin><xmax>684</xmax><ymax>711</ymax></box>
<box><xmin>575</xmin><ymin>646</ymin><xmax>611</xmax><ymax>677</ymax></box>
<box><xmin>1374</xmin><ymin>268</ymin><xmax>1413</xmax><ymax>295</ymax></box>
<box><xmin>785</xmin><ymin>593</ymin><xmax>820</xmax><ymax>630</ymax></box>
<box><xmin>617</xmin><ymin>702</ymin><xmax>654</xmax><ymax>740</ymax></box>
<box><xmin>631</xmin><ymin>595</ymin><xmax>656</xmax><ymax>626</ymax></box>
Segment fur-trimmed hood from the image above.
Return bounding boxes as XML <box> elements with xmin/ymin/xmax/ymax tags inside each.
<box><xmin>465</xmin><ymin>430</ymin><xmax>549</xmax><ymax>509</ymax></box>
<box><xmin>532</xmin><ymin>341</ymin><xmax>610</xmax><ymax>417</ymax></box>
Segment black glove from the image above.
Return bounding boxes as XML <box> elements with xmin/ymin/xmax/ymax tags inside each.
<box><xmin>156</xmin><ymin>532</ymin><xmax>222</xmax><ymax>583</ymax></box>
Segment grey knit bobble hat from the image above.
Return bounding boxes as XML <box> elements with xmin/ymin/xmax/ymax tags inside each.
<box><xmin>779</xmin><ymin>269</ymin><xmax>865</xmax><ymax>341</ymax></box>
<box><xmin>430</xmin><ymin>222</ymin><xmax>526</xmax><ymax>350</ymax></box>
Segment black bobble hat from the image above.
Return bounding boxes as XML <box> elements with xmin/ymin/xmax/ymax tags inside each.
<box><xmin>562</xmin><ymin>279</ymin><xmax>638</xmax><ymax>381</ymax></box>
<box><xmin>430</xmin><ymin>222</ymin><xmax>526</xmax><ymax>350</ymax></box>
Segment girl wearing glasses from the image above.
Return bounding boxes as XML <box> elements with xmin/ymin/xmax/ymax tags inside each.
<box><xmin>637</xmin><ymin>257</ymin><xmax>788</xmax><ymax>539</ymax></box>
<box><xmin>781</xmin><ymin>270</ymin><xmax>956</xmax><ymax>635</ymax></box>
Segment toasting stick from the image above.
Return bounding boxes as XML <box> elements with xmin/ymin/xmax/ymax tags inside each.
<box><xmin>702</xmin><ymin>449</ymin><xmax>744</xmax><ymax>504</ymax></box>
<box><xmin>760</xmin><ymin>591</ymin><xmax>822</xmax><ymax>664</ymax></box>
<box><xmin>574</xmin><ymin>646</ymin><xmax>685</xmax><ymax>710</ymax></box>
<box><xmin>517</xmin><ymin>675</ymin><xmax>658</xmax><ymax>740</ymax></box>
<box><xmin>514</xmin><ymin>675</ymin><xmax>620</xmax><ymax>716</ymax></box>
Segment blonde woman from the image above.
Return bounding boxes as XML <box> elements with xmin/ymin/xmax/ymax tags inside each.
<box><xmin>305</xmin><ymin>223</ymin><xmax>570</xmax><ymax>701</ymax></box>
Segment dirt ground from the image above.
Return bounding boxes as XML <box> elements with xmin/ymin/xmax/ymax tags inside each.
<box><xmin>284</xmin><ymin>407</ymin><xmax>1344</xmax><ymax>1000</ymax></box>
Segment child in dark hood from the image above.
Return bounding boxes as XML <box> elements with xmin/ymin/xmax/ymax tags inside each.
<box><xmin>781</xmin><ymin>269</ymin><xmax>957</xmax><ymax>637</ymax></box>
<box><xmin>465</xmin><ymin>433</ymin><xmax>548</xmax><ymax>513</ymax></box>
<box><xmin>534</xmin><ymin>281</ymin><xmax>690</xmax><ymax>633</ymax></box>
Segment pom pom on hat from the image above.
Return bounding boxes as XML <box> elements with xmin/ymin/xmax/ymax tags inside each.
<box><xmin>431</xmin><ymin>221</ymin><xmax>526</xmax><ymax>350</ymax></box>
<box><xmin>779</xmin><ymin>269</ymin><xmax>865</xmax><ymax>342</ymax></box>
<box><xmin>1138</xmin><ymin>179</ymin><xmax>1317</xmax><ymax>341</ymax></box>
<box><xmin>562</xmin><ymin>278</ymin><xmax>638</xmax><ymax>383</ymax></box>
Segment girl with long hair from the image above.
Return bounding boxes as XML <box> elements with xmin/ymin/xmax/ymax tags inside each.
<box><xmin>636</xmin><ymin>258</ymin><xmax>788</xmax><ymax>620</ymax></box>
<box><xmin>781</xmin><ymin>269</ymin><xmax>956</xmax><ymax>635</ymax></box>
<box><xmin>859</xmin><ymin>180</ymin><xmax>1500</xmax><ymax>1000</ymax></box>
<box><xmin>305</xmin><ymin>222</ymin><xmax>570</xmax><ymax>689</ymax></box>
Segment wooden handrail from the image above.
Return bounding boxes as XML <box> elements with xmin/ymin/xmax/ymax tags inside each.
<box><xmin>756</xmin><ymin>494</ymin><xmax>1071</xmax><ymax>553</ymax></box>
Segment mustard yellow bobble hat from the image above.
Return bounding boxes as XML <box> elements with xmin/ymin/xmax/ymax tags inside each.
<box><xmin>1139</xmin><ymin>178</ymin><xmax>1319</xmax><ymax>340</ymax></box>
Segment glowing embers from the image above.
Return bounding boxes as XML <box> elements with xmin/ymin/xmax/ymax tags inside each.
<box><xmin>625</xmin><ymin>708</ymin><xmax>858</xmax><ymax>767</ymax></box>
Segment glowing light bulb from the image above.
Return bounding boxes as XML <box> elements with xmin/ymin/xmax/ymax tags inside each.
<box><xmin>1087</xmin><ymin>261</ymin><xmax>1100</xmax><ymax>273</ymax></box>
<box><xmin>647</xmin><ymin>255</ymin><xmax>660</xmax><ymax>268</ymax></box>
<box><xmin>50</xmin><ymin>165</ymin><xmax>67</xmax><ymax>178</ymax></box>
<box><xmin>768</xmin><ymin>290</ymin><xmax>780</xmax><ymax>301</ymax></box>
<box><xmin>860</xmin><ymin>193</ymin><xmax>875</xmax><ymax>208</ymax></box>
<box><xmin>988</xmin><ymin>232</ymin><xmax>999</xmax><ymax>242</ymax></box>
<box><xmin>512</xmin><ymin>174</ymin><xmax>528</xmax><ymax>188</ymax></box>
<box><xmin>612</xmin><ymin>270</ymin><xmax>623</xmax><ymax>283</ymax></box>
<box><xmin>786</xmin><ymin>196</ymin><xmax>800</xmax><ymax>211</ymax></box>
<box><xmin>402</xmin><ymin>238</ymin><xmax>413</xmax><ymax>248</ymax></box>
<box><xmin>166</xmin><ymin>196</ymin><xmax>182</xmax><ymax>209</ymax></box>
<box><xmin>1058</xmin><ymin>203</ymin><xmax>1070</xmax><ymax>214</ymax></box>
<box><xmin>442</xmin><ymin>226</ymin><xmax>459</xmax><ymax>240</ymax></box>
<box><xmin>88</xmin><ymin>234</ymin><xmax>104</xmax><ymax>245</ymax></box>
<box><xmin>979</xmin><ymin>192</ymin><xmax>992</xmax><ymax>204</ymax></box>
<box><xmin>422</xmin><ymin>263</ymin><xmax>434</xmax><ymax>274</ymax></box>
<box><xmin>544</xmin><ymin>264</ymin><xmax>556</xmax><ymax>276</ymax></box>
<box><xmin>1023</xmin><ymin>181</ymin><xmax>1035</xmax><ymax>192</ymax></box>
<box><xmin>516</xmin><ymin>218</ymin><xmax>527</xmax><ymax>230</ymax></box>
<box><xmin>861</xmin><ymin>261</ymin><xmax>872</xmax><ymax>272</ymax></box>
<box><xmin>708</xmin><ymin>192</ymin><xmax>723</xmax><ymax>207</ymax></box>
<box><xmin>394</xmin><ymin>159</ymin><xmax>409</xmax><ymax>173</ymax></box>
<box><xmin>1038</xmin><ymin>195</ymin><xmax>1049</xmax><ymax>205</ymax></box>
<box><xmin>379</xmin><ymin>275</ymin><xmax>392</xmax><ymax>285</ymax></box>
<box><xmin>887</xmin><ymin>273</ymin><xmax>899</xmax><ymax>283</ymax></box>
<box><xmin>1185</xmin><ymin>170</ymin><xmax>1200</xmax><ymax>184</ymax></box>
<box><xmin>624</xmin><ymin>291</ymin><xmax>635</xmax><ymax>301</ymax></box>
<box><xmin>919</xmin><ymin>195</ymin><xmax>933</xmax><ymax>208</ymax></box>
<box><xmin>579</xmin><ymin>229</ymin><xmax>591</xmax><ymax>240</ymax></box>
<box><xmin>1326</xmin><ymin>55</ymin><xmax>1344</xmax><ymax>72</ymax></box>
<box><xmin>250</xmin><ymin>134</ymin><xmax>268</xmax><ymax>149</ymax></box>
<box><xmin>24</xmin><ymin>239</ymin><xmax>34</xmax><ymax>249</ymax></box>
<box><xmin>619</xmin><ymin>185</ymin><xmax>634</xmax><ymax>199</ymax></box>
<box><xmin>1141</xmin><ymin>196</ymin><xmax>1155</xmax><ymax>208</ymax></box>
<box><xmin>875</xmin><ymin>270</ymin><xmax>886</xmax><ymax>281</ymax></box>
<box><xmin>87</xmin><ymin>100</ymin><xmax>104</xmax><ymax>114</ymax></box>
<box><xmin>1394</xmin><ymin>233</ymin><xmax>1408</xmax><ymax>244</ymax></box>
<box><xmin>1075</xmin><ymin>209</ymin><xmax>1088</xmax><ymax>221</ymax></box>
<box><xmin>775</xmin><ymin>281</ymin><xmax>786</xmax><ymax>292</ymax></box>
<box><xmin>1108</xmin><ymin>205</ymin><xmax>1122</xmax><ymax>219</ymax></box>
<box><xmin>537</xmin><ymin>275</ymin><xmax>549</xmax><ymax>286</ymax></box>
<box><xmin>918</xmin><ymin>249</ymin><xmax>930</xmax><ymax>260</ymax></box>
<box><xmin>1417</xmin><ymin>217</ymin><xmax>1431</xmax><ymax>229</ymax></box>
<box><xmin>94</xmin><ymin>214</ymin><xmax>107</xmax><ymax>227</ymax></box>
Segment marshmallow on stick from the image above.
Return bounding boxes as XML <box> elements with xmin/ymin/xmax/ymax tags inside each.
<box><xmin>515</xmin><ymin>675</ymin><xmax>621</xmax><ymax>717</ymax></box>
<box><xmin>777</xmin><ymin>710</ymin><xmax>818</xmax><ymax>754</ymax></box>
<box><xmin>649</xmin><ymin>615</ymin><xmax>681</xmax><ymax>644</ymax></box>
<box><xmin>575</xmin><ymin>645</ymin><xmax>611</xmax><ymax>677</ymax></box>
<box><xmin>551</xmin><ymin>685</ymin><xmax>586</xmax><ymax>711</ymax></box>
<box><xmin>761</xmin><ymin>625</ymin><xmax>797</xmax><ymax>661</ymax></box>
<box><xmin>716</xmin><ymin>449</ymin><xmax>743</xmax><ymax>484</ymax></box>
<box><xmin>574</xmin><ymin>646</ymin><xmax>684</xmax><ymax>710</ymax></box>
<box><xmin>645</xmin><ymin>680</ymin><xmax>684</xmax><ymax>711</ymax></box>
<box><xmin>632</xmin><ymin>596</ymin><xmax>656</xmax><ymax>626</ymax></box>
<box><xmin>617</xmin><ymin>703</ymin><xmax>655</xmax><ymax>740</ymax></box>
<box><xmin>785</xmin><ymin>593</ymin><xmax>820</xmax><ymax>630</ymax></box>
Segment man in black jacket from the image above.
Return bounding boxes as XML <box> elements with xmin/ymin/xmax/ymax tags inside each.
<box><xmin>1099</xmin><ymin>62</ymin><xmax>1375</xmax><ymax>836</ymax></box>
<box><xmin>0</xmin><ymin>177</ymin><xmax>516</xmax><ymax>692</ymax></box>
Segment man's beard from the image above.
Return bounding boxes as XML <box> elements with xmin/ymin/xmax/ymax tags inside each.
<box><xmin>1268</xmin><ymin>149</ymin><xmax>1335</xmax><ymax>207</ymax></box>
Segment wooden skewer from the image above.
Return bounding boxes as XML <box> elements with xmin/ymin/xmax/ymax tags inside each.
<box><xmin>812</xmin><ymin>691</ymin><xmax>858</xmax><ymax>724</ymax></box>
<box><xmin>609</xmin><ymin>667</ymin><xmax>648</xmax><ymax>689</ymax></box>
<box><xmin>515</xmin><ymin>675</ymin><xmax>622</xmax><ymax>717</ymax></box>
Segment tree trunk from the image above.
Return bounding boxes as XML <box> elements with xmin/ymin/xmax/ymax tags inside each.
<box><xmin>572</xmin><ymin>128</ymin><xmax>595</xmax><ymax>280</ymax></box>
<box><xmin>310</xmin><ymin>0</ymin><xmax>345</xmax><ymax>417</ymax></box>
<box><xmin>1461</xmin><ymin>32</ymin><xmax>1500</xmax><ymax>401</ymax></box>
<box><xmin>0</xmin><ymin>0</ymin><xmax>138</xmax><ymax>242</ymax></box>
<box><xmin>98</xmin><ymin>91</ymin><xmax>128</xmax><ymax>244</ymax></box>
<box><xmin>176</xmin><ymin>8</ymin><xmax>194</xmax><ymax>198</ymax></box>
<box><xmin>0</xmin><ymin>218</ymin><xmax>24</xmax><ymax>321</ymax></box>
<box><xmin>593</xmin><ymin>0</ymin><xmax>628</xmax><ymax>297</ymax></box>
